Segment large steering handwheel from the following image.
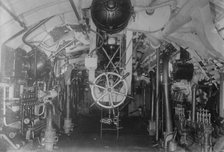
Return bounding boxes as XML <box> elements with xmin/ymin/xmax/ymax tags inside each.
<box><xmin>90</xmin><ymin>72</ymin><xmax>128</xmax><ymax>109</ymax></box>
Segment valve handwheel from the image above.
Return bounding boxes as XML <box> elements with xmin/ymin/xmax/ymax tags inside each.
<box><xmin>90</xmin><ymin>72</ymin><xmax>128</xmax><ymax>109</ymax></box>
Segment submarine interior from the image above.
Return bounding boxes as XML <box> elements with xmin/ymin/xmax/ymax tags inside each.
<box><xmin>1</xmin><ymin>0</ymin><xmax>224</xmax><ymax>152</ymax></box>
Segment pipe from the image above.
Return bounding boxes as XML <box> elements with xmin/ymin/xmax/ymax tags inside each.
<box><xmin>162</xmin><ymin>54</ymin><xmax>176</xmax><ymax>152</ymax></box>
<box><xmin>155</xmin><ymin>48</ymin><xmax>160</xmax><ymax>141</ymax></box>
<box><xmin>46</xmin><ymin>104</ymin><xmax>53</xmax><ymax>131</ymax></box>
<box><xmin>22</xmin><ymin>16</ymin><xmax>55</xmax><ymax>48</ymax></box>
<box><xmin>44</xmin><ymin>104</ymin><xmax>58</xmax><ymax>151</ymax></box>
<box><xmin>162</xmin><ymin>55</ymin><xmax>173</xmax><ymax>134</ymax></box>
<box><xmin>135</xmin><ymin>0</ymin><xmax>176</xmax><ymax>13</ymax></box>
<box><xmin>191</xmin><ymin>84</ymin><xmax>198</xmax><ymax>123</ymax></box>
<box><xmin>148</xmin><ymin>72</ymin><xmax>155</xmax><ymax>135</ymax></box>
<box><xmin>204</xmin><ymin>132</ymin><xmax>210</xmax><ymax>152</ymax></box>
<box><xmin>66</xmin><ymin>85</ymin><xmax>71</xmax><ymax>119</ymax></box>
<box><xmin>203</xmin><ymin>125</ymin><xmax>213</xmax><ymax>152</ymax></box>
<box><xmin>0</xmin><ymin>1</ymin><xmax>27</xmax><ymax>29</ymax></box>
<box><xmin>63</xmin><ymin>65</ymin><xmax>74</xmax><ymax>134</ymax></box>
<box><xmin>68</xmin><ymin>0</ymin><xmax>87</xmax><ymax>35</ymax></box>
<box><xmin>219</xmin><ymin>72</ymin><xmax>224</xmax><ymax>117</ymax></box>
<box><xmin>150</xmin><ymin>73</ymin><xmax>155</xmax><ymax>120</ymax></box>
<box><xmin>68</xmin><ymin>0</ymin><xmax>81</xmax><ymax>22</ymax></box>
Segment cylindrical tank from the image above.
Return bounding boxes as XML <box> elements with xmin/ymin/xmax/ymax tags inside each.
<box><xmin>27</xmin><ymin>49</ymin><xmax>51</xmax><ymax>80</ymax></box>
<box><xmin>91</xmin><ymin>0</ymin><xmax>132</xmax><ymax>34</ymax></box>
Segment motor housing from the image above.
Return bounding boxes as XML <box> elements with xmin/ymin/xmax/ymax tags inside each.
<box><xmin>91</xmin><ymin>0</ymin><xmax>132</xmax><ymax>34</ymax></box>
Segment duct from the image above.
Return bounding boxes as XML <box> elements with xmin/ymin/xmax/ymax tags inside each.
<box><xmin>134</xmin><ymin>0</ymin><xmax>176</xmax><ymax>13</ymax></box>
<box><xmin>161</xmin><ymin>0</ymin><xmax>194</xmax><ymax>37</ymax></box>
<box><xmin>190</xmin><ymin>3</ymin><xmax>224</xmax><ymax>58</ymax></box>
<box><xmin>127</xmin><ymin>0</ymin><xmax>171</xmax><ymax>34</ymax></box>
<box><xmin>161</xmin><ymin>0</ymin><xmax>208</xmax><ymax>36</ymax></box>
<box><xmin>158</xmin><ymin>0</ymin><xmax>224</xmax><ymax>59</ymax></box>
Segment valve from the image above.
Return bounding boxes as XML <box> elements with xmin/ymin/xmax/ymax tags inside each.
<box><xmin>90</xmin><ymin>72</ymin><xmax>128</xmax><ymax>109</ymax></box>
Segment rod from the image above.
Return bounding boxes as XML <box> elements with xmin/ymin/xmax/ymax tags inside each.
<box><xmin>68</xmin><ymin>0</ymin><xmax>87</xmax><ymax>35</ymax></box>
<box><xmin>192</xmin><ymin>84</ymin><xmax>197</xmax><ymax>123</ymax></box>
<box><xmin>150</xmin><ymin>72</ymin><xmax>155</xmax><ymax>121</ymax></box>
<box><xmin>155</xmin><ymin>48</ymin><xmax>160</xmax><ymax>141</ymax></box>
<box><xmin>68</xmin><ymin>0</ymin><xmax>81</xmax><ymax>22</ymax></box>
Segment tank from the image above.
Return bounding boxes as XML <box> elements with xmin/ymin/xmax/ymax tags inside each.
<box><xmin>91</xmin><ymin>0</ymin><xmax>132</xmax><ymax>34</ymax></box>
<box><xmin>27</xmin><ymin>48</ymin><xmax>51</xmax><ymax>80</ymax></box>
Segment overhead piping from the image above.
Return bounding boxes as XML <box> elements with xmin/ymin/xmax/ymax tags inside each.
<box><xmin>22</xmin><ymin>16</ymin><xmax>55</xmax><ymax>48</ymax></box>
<box><xmin>0</xmin><ymin>0</ymin><xmax>27</xmax><ymax>29</ymax></box>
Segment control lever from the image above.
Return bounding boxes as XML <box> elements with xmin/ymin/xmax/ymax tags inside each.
<box><xmin>122</xmin><ymin>72</ymin><xmax>130</xmax><ymax>80</ymax></box>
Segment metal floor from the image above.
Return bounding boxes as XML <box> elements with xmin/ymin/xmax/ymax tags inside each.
<box><xmin>4</xmin><ymin>115</ymin><xmax>190</xmax><ymax>152</ymax></box>
<box><xmin>57</xmin><ymin>115</ymin><xmax>158</xmax><ymax>152</ymax></box>
<box><xmin>57</xmin><ymin>133</ymin><xmax>157</xmax><ymax>152</ymax></box>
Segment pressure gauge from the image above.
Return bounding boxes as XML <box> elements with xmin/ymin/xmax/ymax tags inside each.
<box><xmin>24</xmin><ymin>118</ymin><xmax>30</xmax><ymax>124</ymax></box>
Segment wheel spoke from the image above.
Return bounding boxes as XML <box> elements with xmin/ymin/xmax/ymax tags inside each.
<box><xmin>95</xmin><ymin>85</ymin><xmax>106</xmax><ymax>90</ymax></box>
<box><xmin>112</xmin><ymin>90</ymin><xmax>126</xmax><ymax>97</ymax></box>
<box><xmin>112</xmin><ymin>79</ymin><xmax>122</xmax><ymax>88</ymax></box>
<box><xmin>96</xmin><ymin>92</ymin><xmax>108</xmax><ymax>102</ymax></box>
